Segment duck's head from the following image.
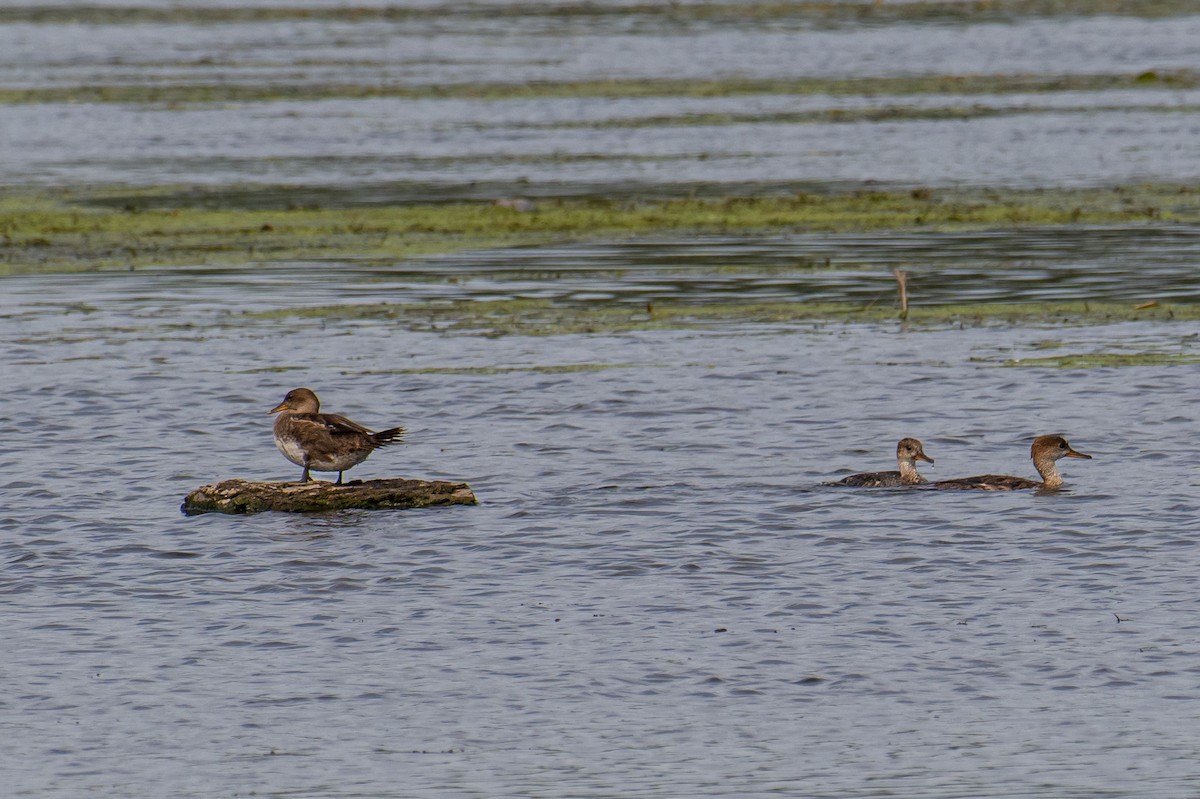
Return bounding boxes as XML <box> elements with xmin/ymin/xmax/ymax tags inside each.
<box><xmin>897</xmin><ymin>437</ymin><xmax>935</xmax><ymax>466</ymax></box>
<box><xmin>1031</xmin><ymin>434</ymin><xmax>1091</xmax><ymax>463</ymax></box>
<box><xmin>270</xmin><ymin>387</ymin><xmax>320</xmax><ymax>415</ymax></box>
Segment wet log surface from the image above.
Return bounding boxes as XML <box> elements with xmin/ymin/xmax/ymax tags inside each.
<box><xmin>182</xmin><ymin>477</ymin><xmax>477</xmax><ymax>515</ymax></box>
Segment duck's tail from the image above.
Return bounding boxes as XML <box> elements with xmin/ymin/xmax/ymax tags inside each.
<box><xmin>370</xmin><ymin>426</ymin><xmax>406</xmax><ymax>448</ymax></box>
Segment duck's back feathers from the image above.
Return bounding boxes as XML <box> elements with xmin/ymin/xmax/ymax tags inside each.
<box><xmin>932</xmin><ymin>474</ymin><xmax>1040</xmax><ymax>491</ymax></box>
<box><xmin>834</xmin><ymin>470</ymin><xmax>916</xmax><ymax>488</ymax></box>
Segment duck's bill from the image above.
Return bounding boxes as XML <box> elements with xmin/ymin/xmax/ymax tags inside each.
<box><xmin>269</xmin><ymin>402</ymin><xmax>289</xmax><ymax>414</ymax></box>
<box><xmin>1065</xmin><ymin>448</ymin><xmax>1092</xmax><ymax>459</ymax></box>
<box><xmin>917</xmin><ymin>453</ymin><xmax>935</xmax><ymax>464</ymax></box>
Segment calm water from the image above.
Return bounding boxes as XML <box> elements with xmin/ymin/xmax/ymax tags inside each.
<box><xmin>4</xmin><ymin>257</ymin><xmax>1200</xmax><ymax>797</ymax></box>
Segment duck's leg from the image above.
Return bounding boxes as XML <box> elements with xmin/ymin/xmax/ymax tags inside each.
<box><xmin>336</xmin><ymin>471</ymin><xmax>344</xmax><ymax>485</ymax></box>
<box><xmin>301</xmin><ymin>465</ymin><xmax>311</xmax><ymax>482</ymax></box>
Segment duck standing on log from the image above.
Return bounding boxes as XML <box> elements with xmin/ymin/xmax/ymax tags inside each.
<box><xmin>269</xmin><ymin>387</ymin><xmax>405</xmax><ymax>484</ymax></box>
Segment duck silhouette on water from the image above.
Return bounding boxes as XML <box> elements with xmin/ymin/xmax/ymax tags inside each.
<box><xmin>932</xmin><ymin>434</ymin><xmax>1091</xmax><ymax>491</ymax></box>
<box><xmin>269</xmin><ymin>387</ymin><xmax>405</xmax><ymax>484</ymax></box>
<box><xmin>831</xmin><ymin>437</ymin><xmax>935</xmax><ymax>487</ymax></box>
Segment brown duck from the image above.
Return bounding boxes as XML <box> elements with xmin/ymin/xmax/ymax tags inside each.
<box><xmin>269</xmin><ymin>387</ymin><xmax>405</xmax><ymax>484</ymax></box>
<box><xmin>933</xmin><ymin>434</ymin><xmax>1091</xmax><ymax>491</ymax></box>
<box><xmin>831</xmin><ymin>437</ymin><xmax>935</xmax><ymax>487</ymax></box>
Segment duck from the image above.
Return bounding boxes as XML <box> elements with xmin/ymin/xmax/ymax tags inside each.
<box><xmin>831</xmin><ymin>437</ymin><xmax>935</xmax><ymax>487</ymax></box>
<box><xmin>269</xmin><ymin>387</ymin><xmax>405</xmax><ymax>484</ymax></box>
<box><xmin>932</xmin><ymin>434</ymin><xmax>1091</xmax><ymax>491</ymax></box>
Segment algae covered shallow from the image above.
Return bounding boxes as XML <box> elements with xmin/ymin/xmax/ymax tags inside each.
<box><xmin>2</xmin><ymin>183</ymin><xmax>1196</xmax><ymax>275</ymax></box>
<box><xmin>2</xmin><ymin>1</ymin><xmax>1197</xmax><ymax>27</ymax></box>
<box><xmin>4</xmin><ymin>71</ymin><xmax>1199</xmax><ymax>107</ymax></box>
<box><xmin>5</xmin><ymin>182</ymin><xmax>1200</xmax><ymax>334</ymax></box>
<box><xmin>238</xmin><ymin>298</ymin><xmax>1200</xmax><ymax>337</ymax></box>
<box><xmin>1002</xmin><ymin>350</ymin><xmax>1200</xmax><ymax>368</ymax></box>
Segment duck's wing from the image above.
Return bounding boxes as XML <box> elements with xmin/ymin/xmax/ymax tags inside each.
<box><xmin>311</xmin><ymin>414</ymin><xmax>405</xmax><ymax>447</ymax></box>
<box><xmin>291</xmin><ymin>412</ymin><xmax>374</xmax><ymax>438</ymax></box>
<box><xmin>933</xmin><ymin>474</ymin><xmax>1040</xmax><ymax>491</ymax></box>
<box><xmin>314</xmin><ymin>410</ymin><xmax>374</xmax><ymax>436</ymax></box>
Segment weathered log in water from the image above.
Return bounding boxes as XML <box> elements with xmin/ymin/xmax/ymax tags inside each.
<box><xmin>181</xmin><ymin>477</ymin><xmax>477</xmax><ymax>515</ymax></box>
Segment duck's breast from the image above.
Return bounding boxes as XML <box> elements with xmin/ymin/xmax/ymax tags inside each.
<box><xmin>273</xmin><ymin>428</ymin><xmax>310</xmax><ymax>466</ymax></box>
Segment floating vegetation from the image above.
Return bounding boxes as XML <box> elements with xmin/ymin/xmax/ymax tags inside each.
<box><xmin>4</xmin><ymin>71</ymin><xmax>1199</xmax><ymax>107</ymax></box>
<box><xmin>3</xmin><ymin>183</ymin><xmax>1198</xmax><ymax>275</ymax></box>
<box><xmin>1003</xmin><ymin>351</ymin><xmax>1200</xmax><ymax>368</ymax></box>
<box><xmin>238</xmin><ymin>298</ymin><xmax>1200</xmax><ymax>337</ymax></box>
<box><xmin>1</xmin><ymin>1</ymin><xmax>1195</xmax><ymax>27</ymax></box>
<box><xmin>516</xmin><ymin>102</ymin><xmax>1200</xmax><ymax>131</ymax></box>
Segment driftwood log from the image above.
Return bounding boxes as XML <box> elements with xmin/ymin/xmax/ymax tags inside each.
<box><xmin>182</xmin><ymin>477</ymin><xmax>477</xmax><ymax>515</ymax></box>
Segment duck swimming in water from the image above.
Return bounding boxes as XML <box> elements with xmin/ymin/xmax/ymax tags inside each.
<box><xmin>269</xmin><ymin>387</ymin><xmax>405</xmax><ymax>484</ymax></box>
<box><xmin>831</xmin><ymin>437</ymin><xmax>935</xmax><ymax>487</ymax></box>
<box><xmin>933</xmin><ymin>434</ymin><xmax>1091</xmax><ymax>491</ymax></box>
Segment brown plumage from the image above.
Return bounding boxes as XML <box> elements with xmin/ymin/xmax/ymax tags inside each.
<box><xmin>933</xmin><ymin>434</ymin><xmax>1091</xmax><ymax>491</ymax></box>
<box><xmin>269</xmin><ymin>387</ymin><xmax>405</xmax><ymax>484</ymax></box>
<box><xmin>831</xmin><ymin>437</ymin><xmax>934</xmax><ymax>487</ymax></box>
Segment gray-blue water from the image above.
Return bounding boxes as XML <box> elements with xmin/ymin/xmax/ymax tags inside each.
<box><xmin>4</xmin><ymin>4</ymin><xmax>1200</xmax><ymax>189</ymax></box>
<box><xmin>4</xmin><ymin>254</ymin><xmax>1200</xmax><ymax>797</ymax></box>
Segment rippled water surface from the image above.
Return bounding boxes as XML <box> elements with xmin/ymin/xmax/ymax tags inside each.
<box><xmin>6</xmin><ymin>2</ymin><xmax>1200</xmax><ymax>796</ymax></box>
<box><xmin>4</xmin><ymin>255</ymin><xmax>1200</xmax><ymax>797</ymax></box>
<box><xmin>4</xmin><ymin>3</ymin><xmax>1200</xmax><ymax>188</ymax></box>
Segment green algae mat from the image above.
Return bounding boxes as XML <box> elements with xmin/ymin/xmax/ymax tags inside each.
<box><xmin>6</xmin><ymin>183</ymin><xmax>1200</xmax><ymax>333</ymax></box>
<box><xmin>3</xmin><ymin>183</ymin><xmax>1195</xmax><ymax>275</ymax></box>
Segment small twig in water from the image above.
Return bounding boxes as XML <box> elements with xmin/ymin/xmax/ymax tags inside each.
<box><xmin>893</xmin><ymin>268</ymin><xmax>909</xmax><ymax>319</ymax></box>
